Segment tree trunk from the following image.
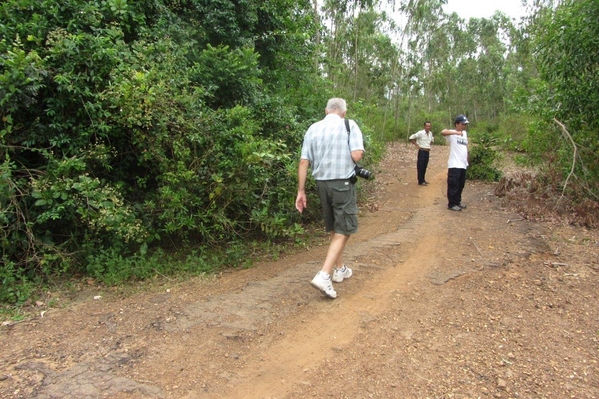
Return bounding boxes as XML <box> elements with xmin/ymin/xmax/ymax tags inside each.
<box><xmin>313</xmin><ymin>0</ymin><xmax>320</xmax><ymax>72</ymax></box>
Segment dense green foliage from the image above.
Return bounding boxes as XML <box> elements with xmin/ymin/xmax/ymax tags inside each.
<box><xmin>1</xmin><ymin>0</ymin><xmax>598</xmax><ymax>305</ymax></box>
<box><xmin>0</xmin><ymin>0</ymin><xmax>333</xmax><ymax>302</ymax></box>
<box><xmin>522</xmin><ymin>0</ymin><xmax>599</xmax><ymax>199</ymax></box>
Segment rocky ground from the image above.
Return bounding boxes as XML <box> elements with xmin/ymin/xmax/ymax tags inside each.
<box><xmin>1</xmin><ymin>143</ymin><xmax>598</xmax><ymax>399</ymax></box>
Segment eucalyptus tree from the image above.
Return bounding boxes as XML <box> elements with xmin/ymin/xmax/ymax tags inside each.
<box><xmin>429</xmin><ymin>12</ymin><xmax>468</xmax><ymax>121</ymax></box>
<box><xmin>319</xmin><ymin>0</ymin><xmax>400</xmax><ymax>92</ymax></box>
<box><xmin>398</xmin><ymin>0</ymin><xmax>447</xmax><ymax>104</ymax></box>
<box><xmin>462</xmin><ymin>12</ymin><xmax>514</xmax><ymax>121</ymax></box>
<box><xmin>335</xmin><ymin>10</ymin><xmax>399</xmax><ymax>102</ymax></box>
<box><xmin>316</xmin><ymin>0</ymin><xmax>402</xmax><ymax>147</ymax></box>
<box><xmin>392</xmin><ymin>0</ymin><xmax>448</xmax><ymax>135</ymax></box>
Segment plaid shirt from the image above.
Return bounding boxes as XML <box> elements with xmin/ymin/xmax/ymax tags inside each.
<box><xmin>300</xmin><ymin>114</ymin><xmax>365</xmax><ymax>180</ymax></box>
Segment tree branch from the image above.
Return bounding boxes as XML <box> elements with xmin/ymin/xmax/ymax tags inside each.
<box><xmin>553</xmin><ymin>118</ymin><xmax>577</xmax><ymax>209</ymax></box>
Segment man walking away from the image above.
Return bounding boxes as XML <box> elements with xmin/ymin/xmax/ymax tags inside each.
<box><xmin>295</xmin><ymin>98</ymin><xmax>365</xmax><ymax>299</ymax></box>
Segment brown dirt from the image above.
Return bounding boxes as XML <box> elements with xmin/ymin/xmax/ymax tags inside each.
<box><xmin>1</xmin><ymin>144</ymin><xmax>598</xmax><ymax>399</ymax></box>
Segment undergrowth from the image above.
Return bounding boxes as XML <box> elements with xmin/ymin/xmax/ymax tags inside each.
<box><xmin>495</xmin><ymin>171</ymin><xmax>599</xmax><ymax>228</ymax></box>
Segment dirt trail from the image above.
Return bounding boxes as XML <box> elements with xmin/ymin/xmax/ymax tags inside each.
<box><xmin>1</xmin><ymin>144</ymin><xmax>598</xmax><ymax>399</ymax></box>
<box><xmin>219</xmin><ymin>165</ymin><xmax>449</xmax><ymax>399</ymax></box>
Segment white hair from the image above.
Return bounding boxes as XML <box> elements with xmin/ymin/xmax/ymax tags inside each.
<box><xmin>326</xmin><ymin>98</ymin><xmax>347</xmax><ymax>113</ymax></box>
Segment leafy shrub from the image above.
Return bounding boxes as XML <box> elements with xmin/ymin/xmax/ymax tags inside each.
<box><xmin>85</xmin><ymin>243</ymin><xmax>254</xmax><ymax>286</ymax></box>
<box><xmin>467</xmin><ymin>131</ymin><xmax>502</xmax><ymax>182</ymax></box>
<box><xmin>0</xmin><ymin>260</ymin><xmax>33</xmax><ymax>305</ymax></box>
<box><xmin>496</xmin><ymin>114</ymin><xmax>534</xmax><ymax>152</ymax></box>
<box><xmin>0</xmin><ymin>0</ymin><xmax>378</xmax><ymax>305</ymax></box>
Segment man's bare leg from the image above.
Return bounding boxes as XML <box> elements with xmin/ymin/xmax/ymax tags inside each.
<box><xmin>320</xmin><ymin>232</ymin><xmax>350</xmax><ymax>275</ymax></box>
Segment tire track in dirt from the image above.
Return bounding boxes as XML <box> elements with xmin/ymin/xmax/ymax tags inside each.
<box><xmin>0</xmin><ymin>145</ymin><xmax>472</xmax><ymax>399</ymax></box>
<box><xmin>205</xmin><ymin>148</ymin><xmax>456</xmax><ymax>399</ymax></box>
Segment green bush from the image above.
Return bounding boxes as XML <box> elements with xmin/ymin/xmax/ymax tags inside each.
<box><xmin>85</xmin><ymin>242</ymin><xmax>254</xmax><ymax>287</ymax></box>
<box><xmin>496</xmin><ymin>114</ymin><xmax>534</xmax><ymax>152</ymax></box>
<box><xmin>522</xmin><ymin>0</ymin><xmax>599</xmax><ymax>198</ymax></box>
<box><xmin>0</xmin><ymin>0</ymin><xmax>399</xmax><ymax>305</ymax></box>
<box><xmin>467</xmin><ymin>131</ymin><xmax>502</xmax><ymax>182</ymax></box>
<box><xmin>0</xmin><ymin>0</ymin><xmax>324</xmax><ymax>304</ymax></box>
<box><xmin>0</xmin><ymin>260</ymin><xmax>33</xmax><ymax>305</ymax></box>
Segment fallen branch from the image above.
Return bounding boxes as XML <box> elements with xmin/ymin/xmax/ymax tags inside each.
<box><xmin>152</xmin><ymin>268</ymin><xmax>173</xmax><ymax>281</ymax></box>
<box><xmin>1</xmin><ymin>318</ymin><xmax>31</xmax><ymax>327</ymax></box>
<box><xmin>469</xmin><ymin>237</ymin><xmax>484</xmax><ymax>257</ymax></box>
<box><xmin>553</xmin><ymin>118</ymin><xmax>577</xmax><ymax>209</ymax></box>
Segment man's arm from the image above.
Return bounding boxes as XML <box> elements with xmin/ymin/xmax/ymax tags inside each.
<box><xmin>295</xmin><ymin>159</ymin><xmax>310</xmax><ymax>213</ymax></box>
<box><xmin>442</xmin><ymin>129</ymin><xmax>461</xmax><ymax>136</ymax></box>
<box><xmin>347</xmin><ymin>120</ymin><xmax>365</xmax><ymax>162</ymax></box>
<box><xmin>409</xmin><ymin>132</ymin><xmax>421</xmax><ymax>148</ymax></box>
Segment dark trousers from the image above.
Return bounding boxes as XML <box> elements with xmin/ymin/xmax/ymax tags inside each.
<box><xmin>447</xmin><ymin>168</ymin><xmax>467</xmax><ymax>208</ymax></box>
<box><xmin>417</xmin><ymin>149</ymin><xmax>430</xmax><ymax>184</ymax></box>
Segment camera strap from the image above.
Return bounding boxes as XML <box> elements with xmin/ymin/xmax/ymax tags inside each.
<box><xmin>345</xmin><ymin>118</ymin><xmax>359</xmax><ymax>184</ymax></box>
<box><xmin>344</xmin><ymin>118</ymin><xmax>351</xmax><ymax>143</ymax></box>
<box><xmin>344</xmin><ymin>118</ymin><xmax>357</xmax><ymax>166</ymax></box>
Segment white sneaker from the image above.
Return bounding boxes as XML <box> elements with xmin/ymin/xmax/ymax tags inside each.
<box><xmin>332</xmin><ymin>265</ymin><xmax>353</xmax><ymax>283</ymax></box>
<box><xmin>311</xmin><ymin>272</ymin><xmax>337</xmax><ymax>299</ymax></box>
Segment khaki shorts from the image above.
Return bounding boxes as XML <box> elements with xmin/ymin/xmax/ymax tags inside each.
<box><xmin>316</xmin><ymin>179</ymin><xmax>358</xmax><ymax>235</ymax></box>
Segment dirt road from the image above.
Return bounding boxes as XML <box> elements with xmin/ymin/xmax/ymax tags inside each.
<box><xmin>1</xmin><ymin>144</ymin><xmax>598</xmax><ymax>399</ymax></box>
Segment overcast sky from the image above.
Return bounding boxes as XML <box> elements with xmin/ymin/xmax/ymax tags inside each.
<box><xmin>443</xmin><ymin>0</ymin><xmax>527</xmax><ymax>21</ymax></box>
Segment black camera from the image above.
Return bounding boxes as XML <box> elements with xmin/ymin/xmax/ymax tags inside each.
<box><xmin>354</xmin><ymin>164</ymin><xmax>373</xmax><ymax>180</ymax></box>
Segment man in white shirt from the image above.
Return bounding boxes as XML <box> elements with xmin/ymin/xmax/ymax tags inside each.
<box><xmin>441</xmin><ymin>115</ymin><xmax>469</xmax><ymax>211</ymax></box>
<box><xmin>409</xmin><ymin>121</ymin><xmax>434</xmax><ymax>186</ymax></box>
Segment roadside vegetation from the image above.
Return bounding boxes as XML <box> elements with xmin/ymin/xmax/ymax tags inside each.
<box><xmin>1</xmin><ymin>0</ymin><xmax>597</xmax><ymax>308</ymax></box>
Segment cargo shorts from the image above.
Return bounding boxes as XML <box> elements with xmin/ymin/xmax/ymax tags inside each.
<box><xmin>316</xmin><ymin>179</ymin><xmax>358</xmax><ymax>235</ymax></box>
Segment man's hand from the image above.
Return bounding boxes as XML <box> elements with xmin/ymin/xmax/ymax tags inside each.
<box><xmin>295</xmin><ymin>192</ymin><xmax>307</xmax><ymax>213</ymax></box>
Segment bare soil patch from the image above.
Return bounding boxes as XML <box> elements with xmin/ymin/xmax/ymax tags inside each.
<box><xmin>1</xmin><ymin>143</ymin><xmax>598</xmax><ymax>399</ymax></box>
